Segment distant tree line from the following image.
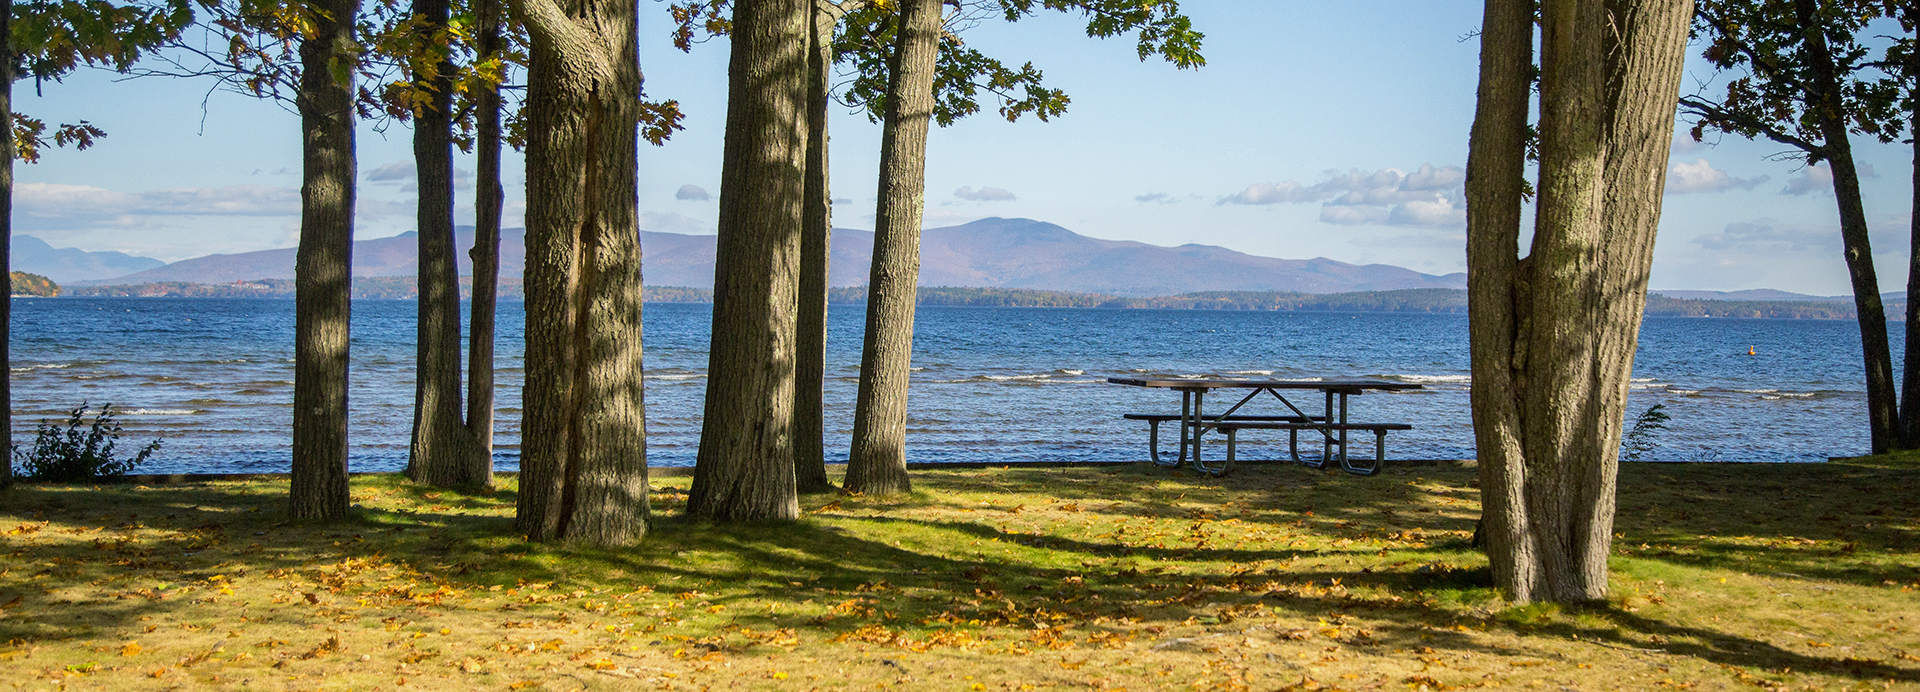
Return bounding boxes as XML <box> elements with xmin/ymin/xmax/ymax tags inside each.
<box><xmin>54</xmin><ymin>281</ymin><xmax>1898</xmax><ymax>320</ymax></box>
<box><xmin>8</xmin><ymin>272</ymin><xmax>59</xmax><ymax>297</ymax></box>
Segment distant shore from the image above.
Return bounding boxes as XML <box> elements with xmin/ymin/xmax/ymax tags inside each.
<box><xmin>50</xmin><ymin>280</ymin><xmax>1894</xmax><ymax>319</ymax></box>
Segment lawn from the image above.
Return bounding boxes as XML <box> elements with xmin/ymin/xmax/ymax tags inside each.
<box><xmin>2</xmin><ymin>456</ymin><xmax>1918</xmax><ymax>691</ymax></box>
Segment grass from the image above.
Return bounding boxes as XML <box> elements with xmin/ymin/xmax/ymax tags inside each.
<box><xmin>2</xmin><ymin>456</ymin><xmax>1918</xmax><ymax>691</ymax></box>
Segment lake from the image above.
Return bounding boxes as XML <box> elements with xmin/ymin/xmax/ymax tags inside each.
<box><xmin>7</xmin><ymin>298</ymin><xmax>1884</xmax><ymax>474</ymax></box>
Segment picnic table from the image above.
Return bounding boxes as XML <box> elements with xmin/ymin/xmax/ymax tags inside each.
<box><xmin>1108</xmin><ymin>377</ymin><xmax>1424</xmax><ymax>477</ymax></box>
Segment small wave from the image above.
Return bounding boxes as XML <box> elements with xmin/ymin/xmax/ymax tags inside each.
<box><xmin>1384</xmin><ymin>374</ymin><xmax>1470</xmax><ymax>384</ymax></box>
<box><xmin>982</xmin><ymin>374</ymin><xmax>1050</xmax><ymax>381</ymax></box>
<box><xmin>1670</xmin><ymin>389</ymin><xmax>1702</xmax><ymax>395</ymax></box>
<box><xmin>1735</xmin><ymin>388</ymin><xmax>1779</xmax><ymax>394</ymax></box>
<box><xmin>645</xmin><ymin>374</ymin><xmax>706</xmax><ymax>381</ymax></box>
<box><xmin>10</xmin><ymin>363</ymin><xmax>74</xmax><ymax>372</ymax></box>
<box><xmin>1059</xmin><ymin>369</ymin><xmax>1084</xmax><ymax>376</ymax></box>
<box><xmin>123</xmin><ymin>408</ymin><xmax>200</xmax><ymax>415</ymax></box>
<box><xmin>1228</xmin><ymin>370</ymin><xmax>1275</xmax><ymax>376</ymax></box>
<box><xmin>1630</xmin><ymin>377</ymin><xmax>1657</xmax><ymax>383</ymax></box>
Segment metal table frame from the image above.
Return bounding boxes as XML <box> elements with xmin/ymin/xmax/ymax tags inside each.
<box><xmin>1109</xmin><ymin>377</ymin><xmax>1422</xmax><ymax>476</ymax></box>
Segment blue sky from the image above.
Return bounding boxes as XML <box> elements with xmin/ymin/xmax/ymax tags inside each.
<box><xmin>10</xmin><ymin>1</ymin><xmax>1918</xmax><ymax>295</ymax></box>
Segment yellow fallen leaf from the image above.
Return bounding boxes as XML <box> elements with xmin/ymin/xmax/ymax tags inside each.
<box><xmin>121</xmin><ymin>642</ymin><xmax>143</xmax><ymax>657</ymax></box>
<box><xmin>438</xmin><ymin>628</ymin><xmax>451</xmax><ymax>635</ymax></box>
<box><xmin>772</xmin><ymin>671</ymin><xmax>789</xmax><ymax>679</ymax></box>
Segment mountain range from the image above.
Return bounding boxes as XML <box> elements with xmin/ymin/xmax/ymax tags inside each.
<box><xmin>70</xmin><ymin>218</ymin><xmax>1468</xmax><ymax>296</ymax></box>
<box><xmin>13</xmin><ymin>235</ymin><xmax>165</xmax><ymax>283</ymax></box>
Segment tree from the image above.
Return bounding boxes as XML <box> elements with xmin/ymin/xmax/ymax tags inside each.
<box><xmin>289</xmin><ymin>0</ymin><xmax>366</xmax><ymax>520</ymax></box>
<box><xmin>1465</xmin><ymin>0</ymin><xmax>1691</xmax><ymax>602</ymax></box>
<box><xmin>509</xmin><ymin>0</ymin><xmax>652</xmax><ymax>544</ymax></box>
<box><xmin>793</xmin><ymin>0</ymin><xmax>845</xmax><ymax>493</ymax></box>
<box><xmin>689</xmin><ymin>0</ymin><xmax>811</xmax><ymax>521</ymax></box>
<box><xmin>1681</xmin><ymin>0</ymin><xmax>1901</xmax><ymax>452</ymax></box>
<box><xmin>839</xmin><ymin>0</ymin><xmax>1203</xmax><ymax>494</ymax></box>
<box><xmin>843</xmin><ymin>0</ymin><xmax>942</xmax><ymax>495</ymax></box>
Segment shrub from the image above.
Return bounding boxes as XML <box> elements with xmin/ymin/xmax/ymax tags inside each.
<box><xmin>13</xmin><ymin>403</ymin><xmax>162</xmax><ymax>482</ymax></box>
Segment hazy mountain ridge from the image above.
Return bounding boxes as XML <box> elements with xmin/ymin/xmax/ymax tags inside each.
<box><xmin>13</xmin><ymin>235</ymin><xmax>165</xmax><ymax>283</ymax></box>
<box><xmin>73</xmin><ymin>217</ymin><xmax>1465</xmax><ymax>295</ymax></box>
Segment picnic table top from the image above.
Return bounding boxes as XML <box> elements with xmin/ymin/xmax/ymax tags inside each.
<box><xmin>1106</xmin><ymin>377</ymin><xmax>1425</xmax><ymax>392</ymax></box>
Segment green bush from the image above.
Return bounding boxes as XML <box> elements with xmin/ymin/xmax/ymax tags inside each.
<box><xmin>13</xmin><ymin>403</ymin><xmax>162</xmax><ymax>482</ymax></box>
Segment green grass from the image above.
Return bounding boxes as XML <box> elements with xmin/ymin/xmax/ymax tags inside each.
<box><xmin>2</xmin><ymin>458</ymin><xmax>1917</xmax><ymax>690</ymax></box>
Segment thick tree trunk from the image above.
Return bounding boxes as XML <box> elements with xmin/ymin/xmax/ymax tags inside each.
<box><xmin>845</xmin><ymin>0</ymin><xmax>940</xmax><ymax>496</ymax></box>
<box><xmin>1466</xmin><ymin>0</ymin><xmax>1690</xmax><ymax>603</ymax></box>
<box><xmin>289</xmin><ymin>0</ymin><xmax>362</xmax><ymax>520</ymax></box>
<box><xmin>406</xmin><ymin>0</ymin><xmax>483</xmax><ymax>489</ymax></box>
<box><xmin>0</xmin><ymin>0</ymin><xmax>12</xmax><ymax>490</ymax></box>
<box><xmin>466</xmin><ymin>0</ymin><xmax>503</xmax><ymax>488</ymax></box>
<box><xmin>1795</xmin><ymin>0</ymin><xmax>1898</xmax><ymax>454</ymax></box>
<box><xmin>793</xmin><ymin>0</ymin><xmax>838</xmax><ymax>494</ymax></box>
<box><xmin>513</xmin><ymin>0</ymin><xmax>649</xmax><ymax>545</ymax></box>
<box><xmin>689</xmin><ymin>0</ymin><xmax>809</xmax><ymax>521</ymax></box>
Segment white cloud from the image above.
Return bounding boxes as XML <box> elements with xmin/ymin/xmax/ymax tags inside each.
<box><xmin>675</xmin><ymin>184</ymin><xmax>711</xmax><ymax>201</ymax></box>
<box><xmin>1134</xmin><ymin>192</ymin><xmax>1176</xmax><ymax>204</ymax></box>
<box><xmin>1665</xmin><ymin>158</ymin><xmax>1769</xmax><ymax>194</ymax></box>
<box><xmin>1225</xmin><ymin>164</ymin><xmax>1465</xmax><ymax>228</ymax></box>
<box><xmin>641</xmin><ymin>210</ymin><xmax>711</xmax><ymax>235</ymax></box>
<box><xmin>954</xmin><ymin>186</ymin><xmax>1016</xmax><ymax>202</ymax></box>
<box><xmin>15</xmin><ymin>183</ymin><xmax>301</xmax><ymax>231</ymax></box>
<box><xmin>1694</xmin><ymin>220</ymin><xmax>1831</xmax><ymax>251</ymax></box>
<box><xmin>367</xmin><ymin>161</ymin><xmax>414</xmax><ymax>182</ymax></box>
<box><xmin>1781</xmin><ymin>165</ymin><xmax>1831</xmax><ymax>195</ymax></box>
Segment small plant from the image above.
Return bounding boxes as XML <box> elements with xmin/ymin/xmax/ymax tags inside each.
<box><xmin>1621</xmin><ymin>403</ymin><xmax>1670</xmax><ymax>462</ymax></box>
<box><xmin>12</xmin><ymin>403</ymin><xmax>161</xmax><ymax>482</ymax></box>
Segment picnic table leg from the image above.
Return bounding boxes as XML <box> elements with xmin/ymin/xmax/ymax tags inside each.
<box><xmin>1338</xmin><ymin>392</ymin><xmax>1350</xmax><ymax>467</ymax></box>
<box><xmin>1173</xmin><ymin>390</ymin><xmax>1194</xmax><ymax>467</ymax></box>
<box><xmin>1322</xmin><ymin>390</ymin><xmax>1334</xmax><ymax>464</ymax></box>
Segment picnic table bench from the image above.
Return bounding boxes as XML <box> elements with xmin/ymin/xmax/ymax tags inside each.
<box><xmin>1109</xmin><ymin>377</ymin><xmax>1423</xmax><ymax>477</ymax></box>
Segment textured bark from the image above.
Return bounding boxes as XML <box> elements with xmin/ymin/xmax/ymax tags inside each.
<box><xmin>793</xmin><ymin>0</ymin><xmax>838</xmax><ymax>494</ymax></box>
<box><xmin>466</xmin><ymin>0</ymin><xmax>503</xmax><ymax>489</ymax></box>
<box><xmin>406</xmin><ymin>0</ymin><xmax>485</xmax><ymax>489</ymax></box>
<box><xmin>690</xmin><ymin>0</ymin><xmax>808</xmax><ymax>521</ymax></box>
<box><xmin>0</xmin><ymin>0</ymin><xmax>12</xmax><ymax>490</ymax></box>
<box><xmin>289</xmin><ymin>0</ymin><xmax>362</xmax><ymax>520</ymax></box>
<box><xmin>845</xmin><ymin>0</ymin><xmax>940</xmax><ymax>496</ymax></box>
<box><xmin>512</xmin><ymin>0</ymin><xmax>649</xmax><ymax>545</ymax></box>
<box><xmin>1466</xmin><ymin>0</ymin><xmax>1690</xmax><ymax>603</ymax></box>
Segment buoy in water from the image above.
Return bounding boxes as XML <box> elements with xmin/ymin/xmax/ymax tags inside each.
<box><xmin>1747</xmin><ymin>346</ymin><xmax>1756</xmax><ymax>356</ymax></box>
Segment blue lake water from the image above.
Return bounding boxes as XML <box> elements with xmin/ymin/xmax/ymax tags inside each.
<box><xmin>7</xmin><ymin>298</ymin><xmax>1885</xmax><ymax>474</ymax></box>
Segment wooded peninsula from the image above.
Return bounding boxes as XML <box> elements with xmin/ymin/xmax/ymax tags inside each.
<box><xmin>55</xmin><ymin>281</ymin><xmax>1880</xmax><ymax>319</ymax></box>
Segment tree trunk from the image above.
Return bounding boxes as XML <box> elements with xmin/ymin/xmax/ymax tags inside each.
<box><xmin>406</xmin><ymin>0</ymin><xmax>483</xmax><ymax>489</ymax></box>
<box><xmin>0</xmin><ymin>0</ymin><xmax>12</xmax><ymax>490</ymax></box>
<box><xmin>1466</xmin><ymin>0</ymin><xmax>1690</xmax><ymax>603</ymax></box>
<box><xmin>512</xmin><ymin>0</ymin><xmax>649</xmax><ymax>545</ymax></box>
<box><xmin>1897</xmin><ymin>5</ymin><xmax>1920</xmax><ymax>449</ymax></box>
<box><xmin>689</xmin><ymin>0</ymin><xmax>809</xmax><ymax>521</ymax></box>
<box><xmin>289</xmin><ymin>0</ymin><xmax>362</xmax><ymax>521</ymax></box>
<box><xmin>1793</xmin><ymin>0</ymin><xmax>1898</xmax><ymax>455</ymax></box>
<box><xmin>793</xmin><ymin>0</ymin><xmax>838</xmax><ymax>494</ymax></box>
<box><xmin>845</xmin><ymin>0</ymin><xmax>940</xmax><ymax>496</ymax></box>
<box><xmin>466</xmin><ymin>0</ymin><xmax>503</xmax><ymax>488</ymax></box>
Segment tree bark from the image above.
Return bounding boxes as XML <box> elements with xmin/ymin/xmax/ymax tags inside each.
<box><xmin>0</xmin><ymin>0</ymin><xmax>12</xmax><ymax>490</ymax></box>
<box><xmin>406</xmin><ymin>0</ymin><xmax>484</xmax><ymax>489</ymax></box>
<box><xmin>689</xmin><ymin>0</ymin><xmax>809</xmax><ymax>521</ymax></box>
<box><xmin>793</xmin><ymin>0</ymin><xmax>839</xmax><ymax>494</ymax></box>
<box><xmin>466</xmin><ymin>0</ymin><xmax>503</xmax><ymax>488</ymax></box>
<box><xmin>289</xmin><ymin>0</ymin><xmax>362</xmax><ymax>521</ymax></box>
<box><xmin>845</xmin><ymin>0</ymin><xmax>940</xmax><ymax>496</ymax></box>
<box><xmin>1466</xmin><ymin>0</ymin><xmax>1690</xmax><ymax>603</ymax></box>
<box><xmin>512</xmin><ymin>0</ymin><xmax>649</xmax><ymax>545</ymax></box>
<box><xmin>1793</xmin><ymin>0</ymin><xmax>1898</xmax><ymax>455</ymax></box>
<box><xmin>1906</xmin><ymin>9</ymin><xmax>1920</xmax><ymax>446</ymax></box>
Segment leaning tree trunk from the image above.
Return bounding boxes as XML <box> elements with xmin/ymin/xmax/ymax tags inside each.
<box><xmin>792</xmin><ymin>0</ymin><xmax>838</xmax><ymax>494</ymax></box>
<box><xmin>845</xmin><ymin>0</ymin><xmax>940</xmax><ymax>495</ymax></box>
<box><xmin>1905</xmin><ymin>17</ymin><xmax>1920</xmax><ymax>446</ymax></box>
<box><xmin>465</xmin><ymin>0</ymin><xmax>504</xmax><ymax>488</ymax></box>
<box><xmin>289</xmin><ymin>0</ymin><xmax>362</xmax><ymax>520</ymax></box>
<box><xmin>0</xmin><ymin>0</ymin><xmax>13</xmax><ymax>490</ymax></box>
<box><xmin>406</xmin><ymin>0</ymin><xmax>483</xmax><ymax>489</ymax></box>
<box><xmin>689</xmin><ymin>0</ymin><xmax>809</xmax><ymax>521</ymax></box>
<box><xmin>1465</xmin><ymin>0</ymin><xmax>1690</xmax><ymax>603</ymax></box>
<box><xmin>1796</xmin><ymin>0</ymin><xmax>1898</xmax><ymax>454</ymax></box>
<box><xmin>512</xmin><ymin>0</ymin><xmax>649</xmax><ymax>545</ymax></box>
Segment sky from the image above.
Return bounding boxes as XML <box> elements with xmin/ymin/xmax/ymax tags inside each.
<box><xmin>11</xmin><ymin>1</ymin><xmax>1920</xmax><ymax>296</ymax></box>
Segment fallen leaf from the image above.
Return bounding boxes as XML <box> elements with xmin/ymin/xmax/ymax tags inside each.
<box><xmin>121</xmin><ymin>642</ymin><xmax>143</xmax><ymax>657</ymax></box>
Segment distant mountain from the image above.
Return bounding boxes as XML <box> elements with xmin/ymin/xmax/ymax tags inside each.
<box><xmin>79</xmin><ymin>217</ymin><xmax>1468</xmax><ymax>295</ymax></box>
<box><xmin>1652</xmin><ymin>288</ymin><xmax>1851</xmax><ymax>302</ymax></box>
<box><xmin>13</xmin><ymin>235</ymin><xmax>165</xmax><ymax>283</ymax></box>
